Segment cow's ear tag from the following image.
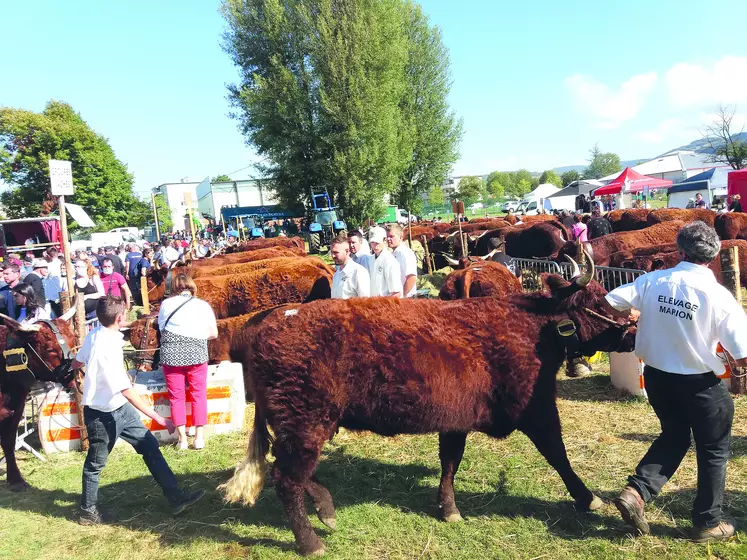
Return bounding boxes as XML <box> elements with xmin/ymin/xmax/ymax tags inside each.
<box><xmin>557</xmin><ymin>319</ymin><xmax>577</xmax><ymax>337</ymax></box>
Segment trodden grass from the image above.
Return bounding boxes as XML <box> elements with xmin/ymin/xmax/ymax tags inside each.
<box><xmin>1</xmin><ymin>365</ymin><xmax>747</xmax><ymax>559</ymax></box>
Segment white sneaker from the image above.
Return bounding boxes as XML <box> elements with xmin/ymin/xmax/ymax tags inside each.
<box><xmin>177</xmin><ymin>440</ymin><xmax>188</xmax><ymax>451</ymax></box>
<box><xmin>193</xmin><ymin>437</ymin><xmax>205</xmax><ymax>450</ymax></box>
<box><xmin>187</xmin><ymin>426</ymin><xmax>196</xmax><ymax>437</ymax></box>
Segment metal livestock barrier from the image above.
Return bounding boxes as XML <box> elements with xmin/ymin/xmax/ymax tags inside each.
<box><xmin>512</xmin><ymin>257</ymin><xmax>645</xmax><ymax>293</ymax></box>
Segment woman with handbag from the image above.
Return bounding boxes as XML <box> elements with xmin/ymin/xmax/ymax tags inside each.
<box><xmin>157</xmin><ymin>273</ymin><xmax>218</xmax><ymax>450</ymax></box>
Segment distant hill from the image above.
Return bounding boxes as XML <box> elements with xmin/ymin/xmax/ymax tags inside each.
<box><xmin>552</xmin><ymin>132</ymin><xmax>747</xmax><ymax>175</ymax></box>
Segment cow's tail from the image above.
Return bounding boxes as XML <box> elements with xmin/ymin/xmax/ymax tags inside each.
<box><xmin>219</xmin><ymin>404</ymin><xmax>271</xmax><ymax>506</ymax></box>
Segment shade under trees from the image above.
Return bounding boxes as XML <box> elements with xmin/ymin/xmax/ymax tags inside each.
<box><xmin>221</xmin><ymin>0</ymin><xmax>462</xmax><ymax>226</ymax></box>
<box><xmin>0</xmin><ymin>101</ymin><xmax>148</xmax><ymax>232</ymax></box>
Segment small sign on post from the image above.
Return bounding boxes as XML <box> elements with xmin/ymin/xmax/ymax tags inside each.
<box><xmin>49</xmin><ymin>159</ymin><xmax>74</xmax><ymax>196</ymax></box>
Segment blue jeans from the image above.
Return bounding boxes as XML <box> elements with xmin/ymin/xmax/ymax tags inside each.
<box><xmin>81</xmin><ymin>403</ymin><xmax>180</xmax><ymax>510</ymax></box>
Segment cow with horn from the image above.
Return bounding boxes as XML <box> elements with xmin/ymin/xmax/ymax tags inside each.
<box><xmin>0</xmin><ymin>301</ymin><xmax>79</xmax><ymax>490</ymax></box>
<box><xmin>221</xmin><ymin>250</ymin><xmax>637</xmax><ymax>556</ymax></box>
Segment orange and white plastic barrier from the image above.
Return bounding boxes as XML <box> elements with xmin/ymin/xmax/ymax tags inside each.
<box><xmin>38</xmin><ymin>361</ymin><xmax>246</xmax><ymax>454</ymax></box>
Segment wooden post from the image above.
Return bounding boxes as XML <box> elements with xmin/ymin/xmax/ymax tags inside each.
<box><xmin>58</xmin><ymin>195</ymin><xmax>76</xmax><ymax>297</ymax></box>
<box><xmin>421</xmin><ymin>235</ymin><xmax>433</xmax><ymax>274</ymax></box>
<box><xmin>140</xmin><ymin>276</ymin><xmax>150</xmax><ymax>315</ymax></box>
<box><xmin>74</xmin><ymin>295</ymin><xmax>89</xmax><ymax>451</ymax></box>
<box><xmin>720</xmin><ymin>246</ymin><xmax>745</xmax><ymax>394</ymax></box>
<box><xmin>461</xmin><ymin>233</ymin><xmax>468</xmax><ymax>259</ymax></box>
<box><xmin>151</xmin><ymin>192</ymin><xmax>161</xmax><ymax>241</ymax></box>
<box><xmin>407</xmin><ymin>210</ymin><xmax>413</xmax><ymax>249</ymax></box>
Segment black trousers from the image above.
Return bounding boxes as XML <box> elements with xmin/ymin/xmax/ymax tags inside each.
<box><xmin>629</xmin><ymin>366</ymin><xmax>734</xmax><ymax>528</ymax></box>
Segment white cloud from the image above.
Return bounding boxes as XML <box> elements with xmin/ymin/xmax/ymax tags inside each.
<box><xmin>666</xmin><ymin>57</ymin><xmax>747</xmax><ymax>108</ymax></box>
<box><xmin>635</xmin><ymin>118</ymin><xmax>684</xmax><ymax>144</ymax></box>
<box><xmin>565</xmin><ymin>72</ymin><xmax>657</xmax><ymax>129</ymax></box>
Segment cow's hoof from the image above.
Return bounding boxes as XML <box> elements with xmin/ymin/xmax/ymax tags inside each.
<box><xmin>442</xmin><ymin>512</ymin><xmax>463</xmax><ymax>523</ymax></box>
<box><xmin>9</xmin><ymin>481</ymin><xmax>30</xmax><ymax>492</ymax></box>
<box><xmin>301</xmin><ymin>543</ymin><xmax>326</xmax><ymax>557</ymax></box>
<box><xmin>578</xmin><ymin>495</ymin><xmax>604</xmax><ymax>511</ymax></box>
<box><xmin>319</xmin><ymin>516</ymin><xmax>336</xmax><ymax>530</ymax></box>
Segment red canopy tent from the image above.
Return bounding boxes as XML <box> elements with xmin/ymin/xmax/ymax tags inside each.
<box><xmin>593</xmin><ymin>167</ymin><xmax>673</xmax><ymax>196</ymax></box>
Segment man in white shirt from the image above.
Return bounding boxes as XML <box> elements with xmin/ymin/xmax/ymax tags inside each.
<box><xmin>367</xmin><ymin>226</ymin><xmax>402</xmax><ymax>297</ymax></box>
<box><xmin>330</xmin><ymin>237</ymin><xmax>370</xmax><ymax>299</ymax></box>
<box><xmin>386</xmin><ymin>224</ymin><xmax>417</xmax><ymax>297</ymax></box>
<box><xmin>604</xmin><ymin>221</ymin><xmax>747</xmax><ymax>542</ymax></box>
<box><xmin>348</xmin><ymin>230</ymin><xmax>371</xmax><ymax>267</ymax></box>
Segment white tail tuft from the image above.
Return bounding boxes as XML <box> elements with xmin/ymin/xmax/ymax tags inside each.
<box><xmin>218</xmin><ymin>425</ymin><xmax>267</xmax><ymax>505</ymax></box>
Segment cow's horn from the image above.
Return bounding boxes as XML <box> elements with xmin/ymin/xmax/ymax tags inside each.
<box><xmin>443</xmin><ymin>254</ymin><xmax>460</xmax><ymax>266</ymax></box>
<box><xmin>58</xmin><ymin>295</ymin><xmax>80</xmax><ymax>322</ymax></box>
<box><xmin>576</xmin><ymin>249</ymin><xmax>595</xmax><ymax>287</ymax></box>
<box><xmin>0</xmin><ymin>313</ymin><xmax>23</xmax><ymax>330</ymax></box>
<box><xmin>564</xmin><ymin>255</ymin><xmax>581</xmax><ymax>278</ymax></box>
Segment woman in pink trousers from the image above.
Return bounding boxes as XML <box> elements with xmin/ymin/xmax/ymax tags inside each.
<box><xmin>158</xmin><ymin>273</ymin><xmax>218</xmax><ymax>450</ymax></box>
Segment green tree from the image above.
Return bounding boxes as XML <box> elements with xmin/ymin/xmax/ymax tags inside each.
<box><xmin>538</xmin><ymin>169</ymin><xmax>562</xmax><ymax>187</ymax></box>
<box><xmin>561</xmin><ymin>169</ymin><xmax>581</xmax><ymax>186</ymax></box>
<box><xmin>486</xmin><ymin>171</ymin><xmax>508</xmax><ymax>198</ymax></box>
<box><xmin>456</xmin><ymin>176</ymin><xmax>483</xmax><ymax>203</ymax></box>
<box><xmin>503</xmin><ymin>169</ymin><xmax>533</xmax><ymax>197</ymax></box>
<box><xmin>212</xmin><ymin>174</ymin><xmax>233</xmax><ymax>182</ymax></box>
<box><xmin>394</xmin><ymin>3</ymin><xmax>463</xmax><ymax>215</ymax></box>
<box><xmin>0</xmin><ymin>101</ymin><xmax>143</xmax><ymax>232</ymax></box>
<box><xmin>153</xmin><ymin>194</ymin><xmax>174</xmax><ymax>232</ymax></box>
<box><xmin>583</xmin><ymin>144</ymin><xmax>622</xmax><ymax>179</ymax></box>
<box><xmin>221</xmin><ymin>0</ymin><xmax>461</xmax><ymax>226</ymax></box>
<box><xmin>428</xmin><ymin>184</ymin><xmax>445</xmax><ymax>207</ymax></box>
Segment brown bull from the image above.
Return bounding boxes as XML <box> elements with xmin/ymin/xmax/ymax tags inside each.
<box><xmin>557</xmin><ymin>221</ymin><xmax>684</xmax><ymax>266</ymax></box>
<box><xmin>715</xmin><ymin>212</ymin><xmax>747</xmax><ymax>240</ymax></box>
<box><xmin>606</xmin><ymin>209</ymin><xmax>650</xmax><ymax>232</ymax></box>
<box><xmin>439</xmin><ymin>260</ymin><xmax>522</xmax><ymax>299</ymax></box>
<box><xmin>647</xmin><ymin>208</ymin><xmax>715</xmax><ymax>227</ymax></box>
<box><xmin>0</xmin><ymin>308</ymin><xmax>78</xmax><ymax>490</ymax></box>
<box><xmin>220</xmin><ymin>259</ymin><xmax>636</xmax><ymax>556</ymax></box>
<box><xmin>607</xmin><ymin>243</ymin><xmax>679</xmax><ymax>269</ymax></box>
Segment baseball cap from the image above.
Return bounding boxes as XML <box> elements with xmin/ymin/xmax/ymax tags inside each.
<box><xmin>368</xmin><ymin>226</ymin><xmax>387</xmax><ymax>245</ymax></box>
<box><xmin>32</xmin><ymin>259</ymin><xmax>49</xmax><ymax>269</ymax></box>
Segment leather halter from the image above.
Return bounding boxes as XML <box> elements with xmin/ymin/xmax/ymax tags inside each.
<box><xmin>3</xmin><ymin>320</ymin><xmax>75</xmax><ymax>388</ymax></box>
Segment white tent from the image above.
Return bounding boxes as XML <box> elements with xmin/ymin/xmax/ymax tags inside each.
<box><xmin>524</xmin><ymin>183</ymin><xmax>561</xmax><ymax>201</ymax></box>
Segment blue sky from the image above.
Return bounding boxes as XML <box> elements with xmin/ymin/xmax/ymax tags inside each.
<box><xmin>2</xmin><ymin>0</ymin><xmax>746</xmax><ymax>196</ymax></box>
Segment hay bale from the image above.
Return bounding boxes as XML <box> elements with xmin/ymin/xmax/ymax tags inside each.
<box><xmin>417</xmin><ymin>272</ymin><xmax>448</xmax><ymax>298</ymax></box>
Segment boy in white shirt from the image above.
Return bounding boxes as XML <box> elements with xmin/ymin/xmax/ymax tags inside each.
<box><xmin>72</xmin><ymin>296</ymin><xmax>204</xmax><ymax>525</ymax></box>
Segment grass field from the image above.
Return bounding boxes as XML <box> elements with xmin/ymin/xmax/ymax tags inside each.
<box><xmin>2</xmin><ymin>364</ymin><xmax>746</xmax><ymax>559</ymax></box>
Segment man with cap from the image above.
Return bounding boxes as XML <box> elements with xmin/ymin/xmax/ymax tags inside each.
<box><xmin>604</xmin><ymin>221</ymin><xmax>747</xmax><ymax>542</ymax></box>
<box><xmin>367</xmin><ymin>226</ymin><xmax>402</xmax><ymax>298</ymax></box>
<box><xmin>330</xmin><ymin>236</ymin><xmax>370</xmax><ymax>299</ymax></box>
<box><xmin>386</xmin><ymin>224</ymin><xmax>417</xmax><ymax>297</ymax></box>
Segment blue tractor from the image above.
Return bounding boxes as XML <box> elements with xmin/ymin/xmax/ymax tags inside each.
<box><xmin>308</xmin><ymin>187</ymin><xmax>347</xmax><ymax>254</ymax></box>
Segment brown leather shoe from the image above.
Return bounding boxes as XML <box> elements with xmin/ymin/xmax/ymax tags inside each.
<box><xmin>614</xmin><ymin>486</ymin><xmax>650</xmax><ymax>535</ymax></box>
<box><xmin>692</xmin><ymin>519</ymin><xmax>736</xmax><ymax>543</ymax></box>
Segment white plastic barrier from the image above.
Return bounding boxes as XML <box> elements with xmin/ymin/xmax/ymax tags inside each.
<box><xmin>38</xmin><ymin>361</ymin><xmax>245</xmax><ymax>454</ymax></box>
<box><xmin>609</xmin><ymin>353</ymin><xmax>646</xmax><ymax>398</ymax></box>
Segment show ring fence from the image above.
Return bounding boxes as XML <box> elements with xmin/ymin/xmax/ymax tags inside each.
<box><xmin>512</xmin><ymin>257</ymin><xmax>645</xmax><ymax>293</ymax></box>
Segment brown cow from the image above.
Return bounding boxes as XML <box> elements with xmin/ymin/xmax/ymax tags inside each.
<box><xmin>439</xmin><ymin>260</ymin><xmax>522</xmax><ymax>299</ymax></box>
<box><xmin>613</xmin><ymin>240</ymin><xmax>747</xmax><ymax>286</ymax></box>
<box><xmin>505</xmin><ymin>221</ymin><xmax>569</xmax><ymax>259</ymax></box>
<box><xmin>0</xmin><ymin>309</ymin><xmax>78</xmax><ymax>490</ymax></box>
<box><xmin>715</xmin><ymin>212</ymin><xmax>747</xmax><ymax>240</ymax></box>
<box><xmin>607</xmin><ymin>243</ymin><xmax>679</xmax><ymax>269</ymax></box>
<box><xmin>191</xmin><ymin>246</ymin><xmax>306</xmax><ymax>268</ymax></box>
<box><xmin>220</xmin><ymin>259</ymin><xmax>637</xmax><ymax>556</ymax></box>
<box><xmin>192</xmin><ymin>256</ymin><xmax>324</xmax><ymax>279</ymax></box>
<box><xmin>647</xmin><ymin>208</ymin><xmax>715</xmax><ymax>227</ymax></box>
<box><xmin>225</xmin><ymin>236</ymin><xmax>305</xmax><ymax>253</ymax></box>
<box><xmin>557</xmin><ymin>221</ymin><xmax>684</xmax><ymax>266</ymax></box>
<box><xmin>606</xmin><ymin>209</ymin><xmax>650</xmax><ymax>232</ymax></box>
